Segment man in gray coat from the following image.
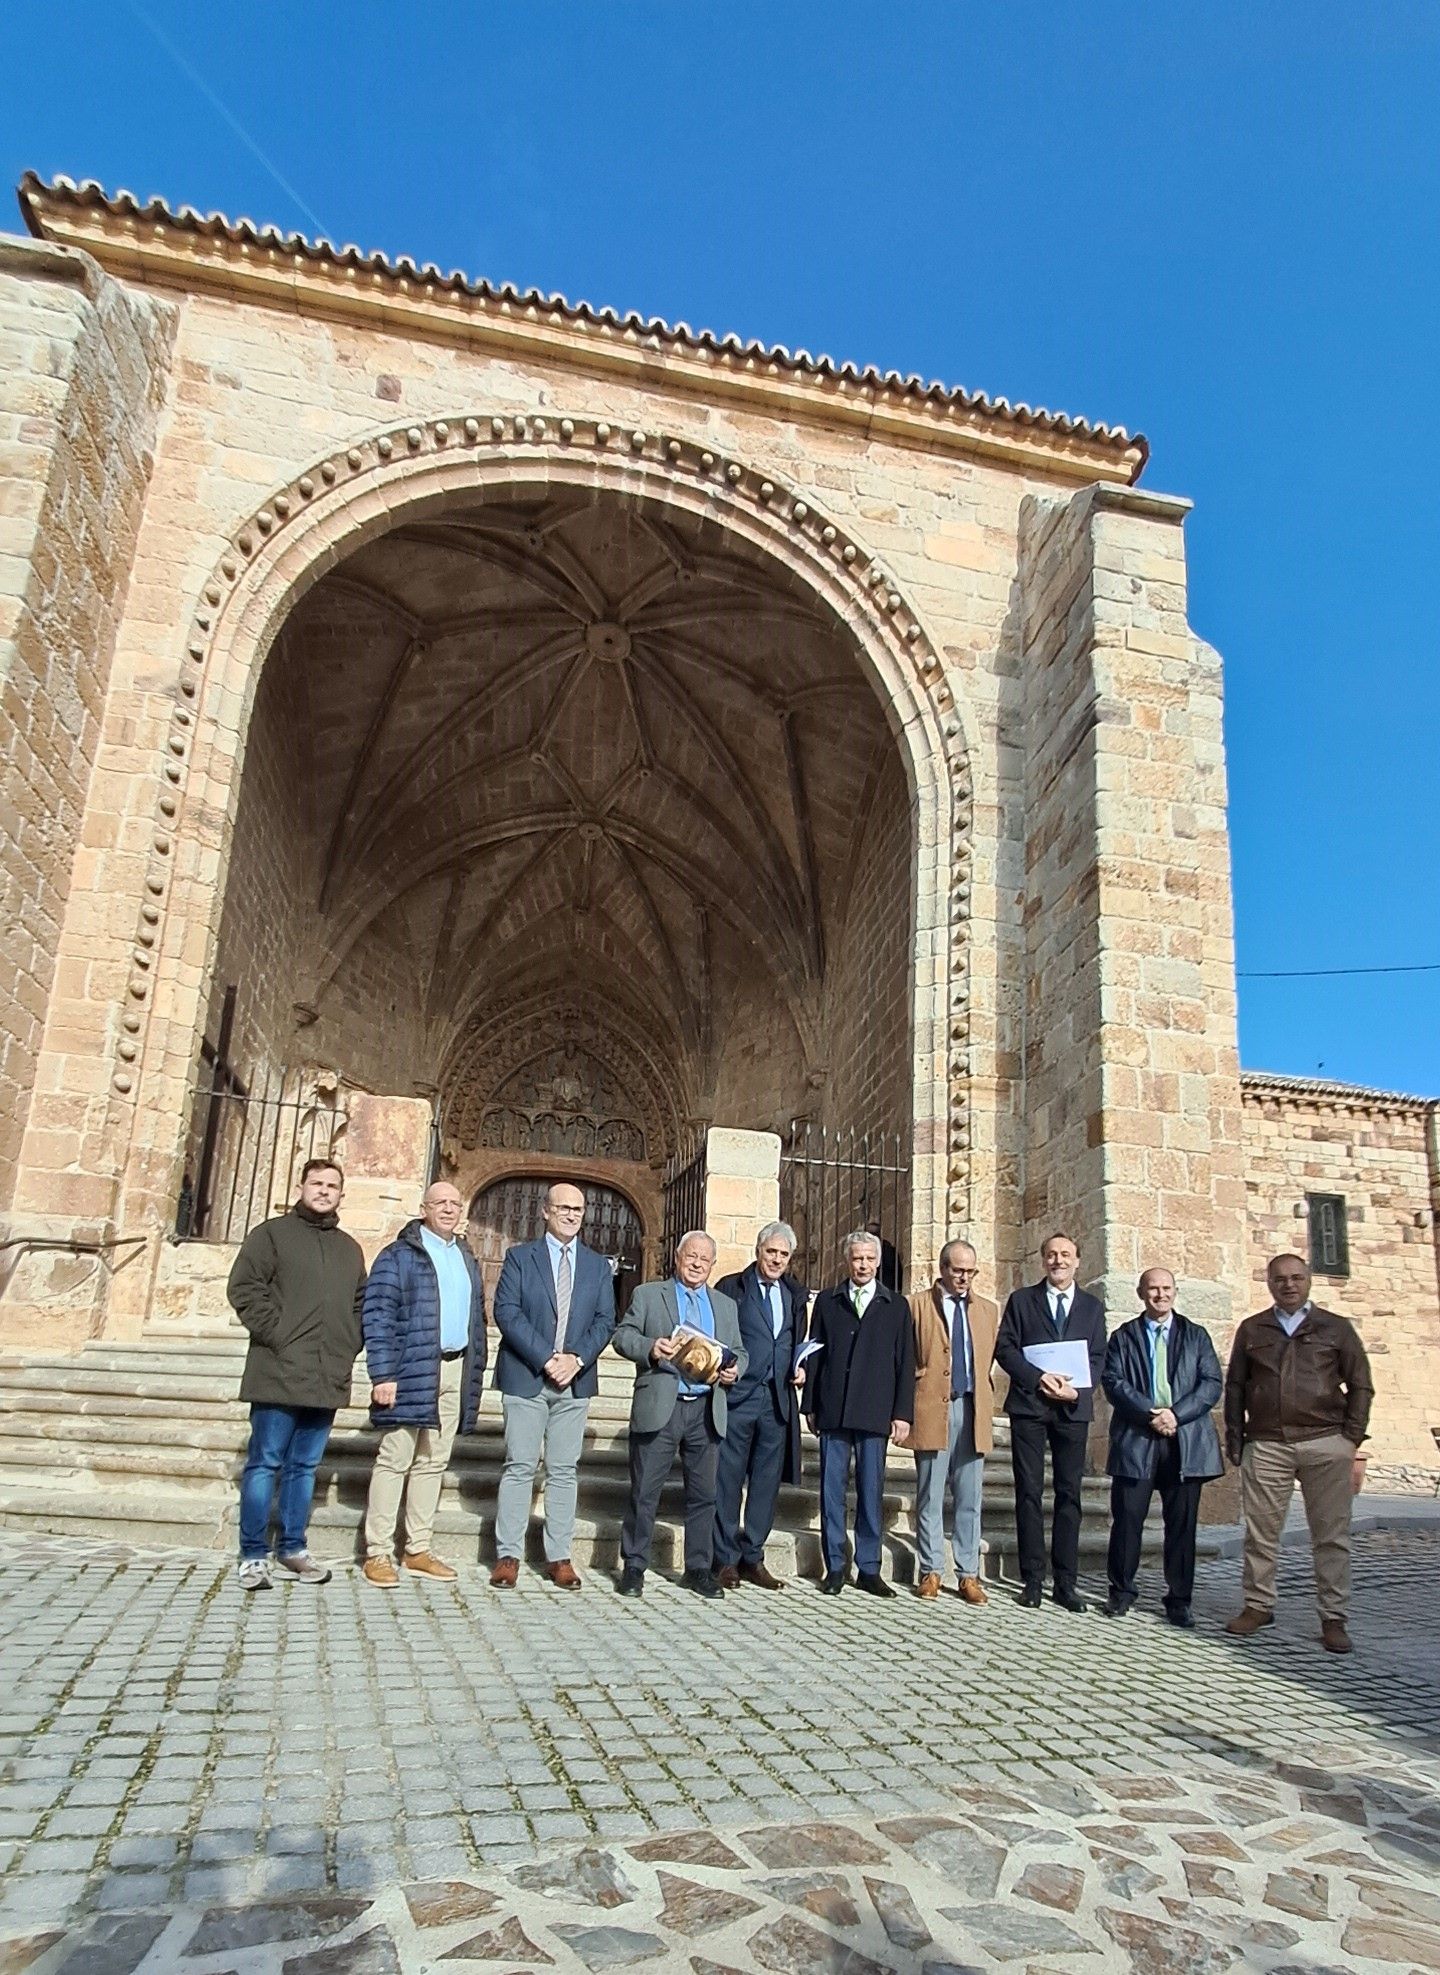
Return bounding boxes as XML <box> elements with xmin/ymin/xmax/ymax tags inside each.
<box><xmin>227</xmin><ymin>1158</ymin><xmax>367</xmax><ymax>1590</ymax></box>
<box><xmin>613</xmin><ymin>1230</ymin><xmax>746</xmax><ymax>1599</ymax></box>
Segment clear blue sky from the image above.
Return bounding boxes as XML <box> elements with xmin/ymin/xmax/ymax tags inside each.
<box><xmin>5</xmin><ymin>4</ymin><xmax>1436</xmax><ymax>1093</ymax></box>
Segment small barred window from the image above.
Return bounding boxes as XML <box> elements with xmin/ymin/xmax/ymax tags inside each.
<box><xmin>1307</xmin><ymin>1193</ymin><xmax>1350</xmax><ymax>1278</ymax></box>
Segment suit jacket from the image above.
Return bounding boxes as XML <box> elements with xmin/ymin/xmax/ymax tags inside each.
<box><xmin>995</xmin><ymin>1280</ymin><xmax>1108</xmax><ymax>1425</ymax></box>
<box><xmin>492</xmin><ymin>1237</ymin><xmax>617</xmax><ymax>1400</ymax></box>
<box><xmin>1102</xmin><ymin>1312</ymin><xmax>1223</xmax><ymax>1481</ymax></box>
<box><xmin>718</xmin><ymin>1264</ymin><xmax>809</xmax><ymax>1485</ymax></box>
<box><xmin>907</xmin><ymin>1284</ymin><xmax>999</xmax><ymax>1455</ymax></box>
<box><xmin>613</xmin><ymin>1278</ymin><xmax>747</xmax><ymax>1437</ymax></box>
<box><xmin>801</xmin><ymin>1282</ymin><xmax>916</xmax><ymax>1438</ymax></box>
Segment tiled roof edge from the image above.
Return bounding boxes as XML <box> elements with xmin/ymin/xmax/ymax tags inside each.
<box><xmin>1241</xmin><ymin>1069</ymin><xmax>1436</xmax><ymax>1109</ymax></box>
<box><xmin>17</xmin><ymin>173</ymin><xmax>1148</xmax><ymax>473</ymax></box>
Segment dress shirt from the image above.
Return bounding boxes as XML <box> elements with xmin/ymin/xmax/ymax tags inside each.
<box><xmin>761</xmin><ymin>1276</ymin><xmax>784</xmax><ymax>1338</ymax></box>
<box><xmin>418</xmin><ymin>1224</ymin><xmax>472</xmax><ymax>1353</ymax></box>
<box><xmin>676</xmin><ymin>1280</ymin><xmax>715</xmax><ymax>1397</ymax></box>
<box><xmin>1046</xmin><ymin>1285</ymin><xmax>1073</xmax><ymax>1328</ymax></box>
<box><xmin>1145</xmin><ymin>1315</ymin><xmax>1173</xmax><ymax>1395</ymax></box>
<box><xmin>943</xmin><ymin>1291</ymin><xmax>974</xmax><ymax>1396</ymax></box>
<box><xmin>851</xmin><ymin>1280</ymin><xmax>875</xmax><ymax>1318</ymax></box>
<box><xmin>1274</xmin><ymin>1302</ymin><xmax>1310</xmax><ymax>1338</ymax></box>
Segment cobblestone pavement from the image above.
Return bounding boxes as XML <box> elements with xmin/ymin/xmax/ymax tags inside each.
<box><xmin>0</xmin><ymin>1528</ymin><xmax>1437</xmax><ymax>1970</ymax></box>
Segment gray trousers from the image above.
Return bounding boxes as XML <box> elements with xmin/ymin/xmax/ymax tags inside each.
<box><xmin>494</xmin><ymin>1388</ymin><xmax>591</xmax><ymax>1563</ymax></box>
<box><xmin>913</xmin><ymin>1391</ymin><xmax>984</xmax><ymax>1577</ymax></box>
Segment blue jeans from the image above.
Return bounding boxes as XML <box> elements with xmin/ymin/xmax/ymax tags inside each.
<box><xmin>818</xmin><ymin>1429</ymin><xmax>888</xmax><ymax>1575</ymax></box>
<box><xmin>238</xmin><ymin>1405</ymin><xmax>334</xmax><ymax>1560</ymax></box>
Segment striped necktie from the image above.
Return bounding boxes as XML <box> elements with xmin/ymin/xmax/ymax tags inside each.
<box><xmin>554</xmin><ymin>1246</ymin><xmax>572</xmax><ymax>1353</ymax></box>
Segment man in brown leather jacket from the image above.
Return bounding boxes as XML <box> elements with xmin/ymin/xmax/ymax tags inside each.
<box><xmin>1223</xmin><ymin>1253</ymin><xmax>1373</xmax><ymax>1654</ymax></box>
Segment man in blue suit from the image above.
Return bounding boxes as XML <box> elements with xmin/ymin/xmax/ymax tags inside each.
<box><xmin>490</xmin><ymin>1181</ymin><xmax>617</xmax><ymax>1589</ymax></box>
<box><xmin>712</xmin><ymin>1221</ymin><xmax>808</xmax><ymax>1590</ymax></box>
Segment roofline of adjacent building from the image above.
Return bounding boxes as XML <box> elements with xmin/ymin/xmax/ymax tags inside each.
<box><xmin>1241</xmin><ymin>1069</ymin><xmax>1437</xmax><ymax>1113</ymax></box>
<box><xmin>16</xmin><ymin>173</ymin><xmax>1149</xmax><ymax>488</ymax></box>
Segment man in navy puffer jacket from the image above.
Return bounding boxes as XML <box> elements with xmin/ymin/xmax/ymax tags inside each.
<box><xmin>360</xmin><ymin>1182</ymin><xmax>487</xmax><ymax>1585</ymax></box>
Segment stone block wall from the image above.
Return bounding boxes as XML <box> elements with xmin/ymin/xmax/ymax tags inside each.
<box><xmin>0</xmin><ymin>239</ymin><xmax>175</xmax><ymax>1218</ymax></box>
<box><xmin>1241</xmin><ymin>1076</ymin><xmax>1440</xmax><ymax>1480</ymax></box>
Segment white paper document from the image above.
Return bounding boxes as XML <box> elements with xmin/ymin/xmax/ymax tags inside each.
<box><xmin>1021</xmin><ymin>1340</ymin><xmax>1093</xmax><ymax>1388</ymax></box>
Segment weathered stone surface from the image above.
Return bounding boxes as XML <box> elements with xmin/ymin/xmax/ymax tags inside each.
<box><xmin>875</xmin><ymin>1816</ymin><xmax>965</xmax><ymax>1846</ymax></box>
<box><xmin>1263</xmin><ymin>1868</ymin><xmax>1329</xmax><ymax>1920</ymax></box>
<box><xmin>759</xmin><ymin>1873</ymin><xmax>860</xmax><ymax>1928</ymax></box>
<box><xmin>1182</xmin><ymin>1860</ymin><xmax>1240</xmax><ymax>1902</ymax></box>
<box><xmin>549</xmin><ymin>1924</ymin><xmax>669</xmax><ymax>1970</ymax></box>
<box><xmin>908</xmin><ymin>1828</ymin><xmax>1005</xmax><ymax>1900</ymax></box>
<box><xmin>1174</xmin><ymin>1828</ymin><xmax>1246</xmax><ymax>1861</ymax></box>
<box><xmin>187</xmin><ymin>1897</ymin><xmax>372</xmax><ymax>1954</ymax></box>
<box><xmin>1088</xmin><ymin>1849</ymin><xmax>1163</xmax><ymax>1900</ymax></box>
<box><xmin>1298</xmin><ymin>1789</ymin><xmax>1366</xmax><ymax>1826</ymax></box>
<box><xmin>402</xmin><ymin>1881</ymin><xmax>502</xmax><ymax>1928</ymax></box>
<box><xmin>1357</xmin><ymin>1878</ymin><xmax>1440</xmax><ymax>1926</ymax></box>
<box><xmin>55</xmin><ymin>1915</ymin><xmax>169</xmax><ymax>1975</ymax></box>
<box><xmin>1012</xmin><ymin>1862</ymin><xmax>1083</xmax><ymax>1912</ymax></box>
<box><xmin>1077</xmin><ymin>1823</ymin><xmax>1160</xmax><ymax>1858</ymax></box>
<box><xmin>741</xmin><ymin>1824</ymin><xmax>888</xmax><ymax>1868</ymax></box>
<box><xmin>1024</xmin><ymin>1780</ymin><xmax>1101</xmax><ymax>1817</ymax></box>
<box><xmin>513</xmin><ymin>1846</ymin><xmax>638</xmax><ymax>1909</ymax></box>
<box><xmin>1097</xmin><ymin>1908</ymin><xmax>1237</xmax><ymax>1975</ymax></box>
<box><xmin>440</xmin><ymin>1915</ymin><xmax>553</xmax><ymax>1963</ymax></box>
<box><xmin>1342</xmin><ymin>1914</ymin><xmax>1440</xmax><ymax>1970</ymax></box>
<box><xmin>1227</xmin><ymin>1919</ymin><xmax>1300</xmax><ymax>1951</ymax></box>
<box><xmin>939</xmin><ymin>1903</ymin><xmax>1096</xmax><ymax>1961</ymax></box>
<box><xmin>747</xmin><ymin>1913</ymin><xmax>893</xmax><ymax>1975</ymax></box>
<box><xmin>282</xmin><ymin>1929</ymin><xmax>402</xmax><ymax>1975</ymax></box>
<box><xmin>0</xmin><ymin>1937</ymin><xmax>65</xmax><ymax>1975</ymax></box>
<box><xmin>629</xmin><ymin>1832</ymin><xmax>745</xmax><ymax>1870</ymax></box>
<box><xmin>863</xmin><ymin>1878</ymin><xmax>932</xmax><ymax>1951</ymax></box>
<box><xmin>656</xmin><ymin>1872</ymin><xmax>759</xmax><ymax>1938</ymax></box>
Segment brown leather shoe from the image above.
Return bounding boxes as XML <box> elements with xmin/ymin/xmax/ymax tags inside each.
<box><xmin>716</xmin><ymin>1565</ymin><xmax>740</xmax><ymax>1591</ymax></box>
<box><xmin>361</xmin><ymin>1556</ymin><xmax>399</xmax><ymax>1589</ymax></box>
<box><xmin>1225</xmin><ymin>1606</ymin><xmax>1275</xmax><ymax>1636</ymax></box>
<box><xmin>546</xmin><ymin>1560</ymin><xmax>582</xmax><ymax>1590</ymax></box>
<box><xmin>956</xmin><ymin>1575</ymin><xmax>988</xmax><ymax>1605</ymax></box>
<box><xmin>489</xmin><ymin>1557</ymin><xmax>520</xmax><ymax>1588</ymax></box>
<box><xmin>404</xmin><ymin>1552</ymin><xmax>457</xmax><ymax>1581</ymax></box>
<box><xmin>738</xmin><ymin>1562</ymin><xmax>784</xmax><ymax>1591</ymax></box>
<box><xmin>1320</xmin><ymin>1619</ymin><xmax>1352</xmax><ymax>1654</ymax></box>
<box><xmin>915</xmin><ymin>1571</ymin><xmax>941</xmax><ymax>1600</ymax></box>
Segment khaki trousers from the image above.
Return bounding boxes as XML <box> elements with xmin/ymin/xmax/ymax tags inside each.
<box><xmin>1241</xmin><ymin>1431</ymin><xmax>1354</xmax><ymax>1622</ymax></box>
<box><xmin>363</xmin><ymin>1354</ymin><xmax>464</xmax><ymax>1559</ymax></box>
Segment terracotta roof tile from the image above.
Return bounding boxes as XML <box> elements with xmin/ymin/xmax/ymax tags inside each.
<box><xmin>17</xmin><ymin>173</ymin><xmax>1147</xmax><ymax>474</ymax></box>
<box><xmin>1241</xmin><ymin>1069</ymin><xmax>1435</xmax><ymax>1109</ymax></box>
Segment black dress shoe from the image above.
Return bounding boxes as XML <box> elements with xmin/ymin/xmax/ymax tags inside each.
<box><xmin>682</xmin><ymin>1569</ymin><xmax>724</xmax><ymax>1599</ymax></box>
<box><xmin>819</xmin><ymin>1570</ymin><xmax>847</xmax><ymax>1595</ymax></box>
<box><xmin>617</xmin><ymin>1565</ymin><xmax>645</xmax><ymax>1598</ymax></box>
<box><xmin>1018</xmin><ymin>1582</ymin><xmax>1043</xmax><ymax>1608</ymax></box>
<box><xmin>856</xmin><ymin>1571</ymin><xmax>896</xmax><ymax>1599</ymax></box>
<box><xmin>1052</xmin><ymin>1586</ymin><xmax>1087</xmax><ymax>1613</ymax></box>
<box><xmin>1165</xmin><ymin>1605</ymin><xmax>1196</xmax><ymax>1629</ymax></box>
<box><xmin>1105</xmin><ymin>1593</ymin><xmax>1136</xmax><ymax>1618</ymax></box>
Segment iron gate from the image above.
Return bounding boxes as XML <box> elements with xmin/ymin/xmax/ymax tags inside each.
<box><xmin>778</xmin><ymin>1120</ymin><xmax>909</xmax><ymax>1293</ymax></box>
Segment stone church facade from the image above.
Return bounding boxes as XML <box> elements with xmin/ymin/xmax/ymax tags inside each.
<box><xmin>1</xmin><ymin>174</ymin><xmax>1436</xmax><ymax>1485</ymax></box>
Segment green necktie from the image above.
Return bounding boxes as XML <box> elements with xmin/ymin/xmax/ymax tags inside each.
<box><xmin>1150</xmin><ymin>1324</ymin><xmax>1172</xmax><ymax>1407</ymax></box>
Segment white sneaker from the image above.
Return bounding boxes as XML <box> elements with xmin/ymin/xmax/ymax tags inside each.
<box><xmin>276</xmin><ymin>1550</ymin><xmax>332</xmax><ymax>1584</ymax></box>
<box><xmin>238</xmin><ymin>1559</ymin><xmax>272</xmax><ymax>1591</ymax></box>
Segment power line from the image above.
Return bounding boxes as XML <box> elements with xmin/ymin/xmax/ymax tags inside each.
<box><xmin>1237</xmin><ymin>962</ymin><xmax>1440</xmax><ymax>980</ymax></box>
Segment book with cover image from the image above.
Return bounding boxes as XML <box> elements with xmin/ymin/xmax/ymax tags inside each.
<box><xmin>668</xmin><ymin>1325</ymin><xmax>737</xmax><ymax>1385</ymax></box>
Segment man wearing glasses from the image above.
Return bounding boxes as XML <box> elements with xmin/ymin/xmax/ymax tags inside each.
<box><xmin>908</xmin><ymin>1240</ymin><xmax>998</xmax><ymax>1602</ymax></box>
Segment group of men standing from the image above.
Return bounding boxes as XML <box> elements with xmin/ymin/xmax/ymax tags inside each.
<box><xmin>227</xmin><ymin>1164</ymin><xmax>1374</xmax><ymax>1652</ymax></box>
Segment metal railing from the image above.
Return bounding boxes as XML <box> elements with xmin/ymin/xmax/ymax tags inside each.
<box><xmin>779</xmin><ymin>1120</ymin><xmax>909</xmax><ymax>1295</ymax></box>
<box><xmin>660</xmin><ymin>1129</ymin><xmax>707</xmax><ymax>1262</ymax></box>
<box><xmin>176</xmin><ymin>1071</ymin><xmax>349</xmax><ymax>1244</ymax></box>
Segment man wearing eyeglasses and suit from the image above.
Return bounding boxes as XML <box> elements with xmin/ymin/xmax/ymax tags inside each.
<box><xmin>612</xmin><ymin>1230</ymin><xmax>746</xmax><ymax>1599</ymax></box>
<box><xmin>994</xmin><ymin>1232</ymin><xmax>1108</xmax><ymax>1612</ymax></box>
<box><xmin>712</xmin><ymin>1220</ymin><xmax>809</xmax><ymax>1591</ymax></box>
<box><xmin>908</xmin><ymin>1239</ymin><xmax>999</xmax><ymax>1604</ymax></box>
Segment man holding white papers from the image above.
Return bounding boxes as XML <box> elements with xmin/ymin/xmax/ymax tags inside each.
<box><xmin>908</xmin><ymin>1240</ymin><xmax>999</xmax><ymax>1603</ymax></box>
<box><xmin>612</xmin><ymin>1231</ymin><xmax>745</xmax><ymax>1599</ymax></box>
<box><xmin>1101</xmin><ymin>1268</ymin><xmax>1223</xmax><ymax>1627</ymax></box>
<box><xmin>995</xmin><ymin>1233</ymin><xmax>1107</xmax><ymax>1611</ymax></box>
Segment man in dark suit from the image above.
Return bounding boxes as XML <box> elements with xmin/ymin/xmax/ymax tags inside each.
<box><xmin>490</xmin><ymin>1181</ymin><xmax>617</xmax><ymax>1589</ymax></box>
<box><xmin>1101</xmin><ymin>1267</ymin><xmax>1223</xmax><ymax>1627</ymax></box>
<box><xmin>994</xmin><ymin>1232</ymin><xmax>1108</xmax><ymax>1612</ymax></box>
<box><xmin>801</xmin><ymin>1229</ymin><xmax>915</xmax><ymax>1598</ymax></box>
<box><xmin>712</xmin><ymin>1220</ymin><xmax>808</xmax><ymax>1590</ymax></box>
<box><xmin>612</xmin><ymin>1231</ymin><xmax>746</xmax><ymax>1599</ymax></box>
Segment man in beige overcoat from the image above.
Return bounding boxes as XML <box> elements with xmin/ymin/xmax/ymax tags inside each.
<box><xmin>908</xmin><ymin>1239</ymin><xmax>999</xmax><ymax>1602</ymax></box>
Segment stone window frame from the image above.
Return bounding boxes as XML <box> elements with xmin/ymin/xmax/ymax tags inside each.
<box><xmin>1306</xmin><ymin>1191</ymin><xmax>1351</xmax><ymax>1279</ymax></box>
